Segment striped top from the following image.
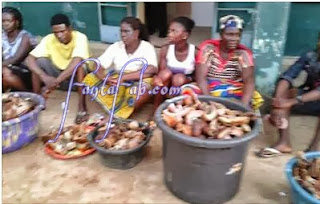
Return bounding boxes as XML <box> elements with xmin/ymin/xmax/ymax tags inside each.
<box><xmin>196</xmin><ymin>39</ymin><xmax>254</xmax><ymax>81</ymax></box>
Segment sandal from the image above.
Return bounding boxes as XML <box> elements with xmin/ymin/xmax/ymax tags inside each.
<box><xmin>75</xmin><ymin>111</ymin><xmax>90</xmax><ymax>124</ymax></box>
<box><xmin>256</xmin><ymin>147</ymin><xmax>283</xmax><ymax>158</ymax></box>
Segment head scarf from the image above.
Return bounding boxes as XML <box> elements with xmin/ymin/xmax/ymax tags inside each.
<box><xmin>219</xmin><ymin>15</ymin><xmax>244</xmax><ymax>30</ymax></box>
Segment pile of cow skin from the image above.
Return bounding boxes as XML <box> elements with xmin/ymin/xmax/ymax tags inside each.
<box><xmin>161</xmin><ymin>95</ymin><xmax>256</xmax><ymax>139</ymax></box>
<box><xmin>2</xmin><ymin>93</ymin><xmax>35</xmax><ymax>121</ymax></box>
<box><xmin>293</xmin><ymin>152</ymin><xmax>320</xmax><ymax>199</ymax></box>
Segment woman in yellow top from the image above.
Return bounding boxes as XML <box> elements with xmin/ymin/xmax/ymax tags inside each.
<box><xmin>81</xmin><ymin>17</ymin><xmax>158</xmax><ymax>120</ymax></box>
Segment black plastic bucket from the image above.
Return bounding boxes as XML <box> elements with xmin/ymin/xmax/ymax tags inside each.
<box><xmin>87</xmin><ymin>121</ymin><xmax>153</xmax><ymax>170</ymax></box>
<box><xmin>155</xmin><ymin>95</ymin><xmax>260</xmax><ymax>204</ymax></box>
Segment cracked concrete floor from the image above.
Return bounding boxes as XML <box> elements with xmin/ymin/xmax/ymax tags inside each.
<box><xmin>3</xmin><ymin>90</ymin><xmax>319</xmax><ymax>204</ymax></box>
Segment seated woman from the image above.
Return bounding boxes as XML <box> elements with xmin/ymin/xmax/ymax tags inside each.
<box><xmin>2</xmin><ymin>7</ymin><xmax>37</xmax><ymax>91</ymax></box>
<box><xmin>81</xmin><ymin>17</ymin><xmax>158</xmax><ymax>122</ymax></box>
<box><xmin>153</xmin><ymin>16</ymin><xmax>196</xmax><ymax>111</ymax></box>
<box><xmin>182</xmin><ymin>15</ymin><xmax>263</xmax><ymax>110</ymax></box>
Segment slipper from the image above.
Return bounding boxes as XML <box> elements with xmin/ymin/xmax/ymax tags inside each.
<box><xmin>75</xmin><ymin>111</ymin><xmax>90</xmax><ymax>124</ymax></box>
<box><xmin>256</xmin><ymin>147</ymin><xmax>283</xmax><ymax>158</ymax></box>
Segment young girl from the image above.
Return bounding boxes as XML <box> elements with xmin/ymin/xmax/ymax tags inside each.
<box><xmin>153</xmin><ymin>16</ymin><xmax>196</xmax><ymax>111</ymax></box>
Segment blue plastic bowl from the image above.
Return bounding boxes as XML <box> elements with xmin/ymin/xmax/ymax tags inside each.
<box><xmin>2</xmin><ymin>92</ymin><xmax>45</xmax><ymax>154</ymax></box>
<box><xmin>286</xmin><ymin>152</ymin><xmax>320</xmax><ymax>204</ymax></box>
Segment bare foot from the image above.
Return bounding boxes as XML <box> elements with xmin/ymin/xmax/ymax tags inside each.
<box><xmin>271</xmin><ymin>143</ymin><xmax>292</xmax><ymax>153</ymax></box>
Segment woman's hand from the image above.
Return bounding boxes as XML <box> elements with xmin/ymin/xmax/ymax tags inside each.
<box><xmin>107</xmin><ymin>77</ymin><xmax>119</xmax><ymax>86</ymax></box>
<box><xmin>108</xmin><ymin>75</ymin><xmax>126</xmax><ymax>86</ymax></box>
<box><xmin>153</xmin><ymin>75</ymin><xmax>164</xmax><ymax>86</ymax></box>
<box><xmin>96</xmin><ymin>68</ymin><xmax>107</xmax><ymax>81</ymax></box>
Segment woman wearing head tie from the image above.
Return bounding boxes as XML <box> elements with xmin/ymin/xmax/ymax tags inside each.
<box><xmin>181</xmin><ymin>15</ymin><xmax>263</xmax><ymax>110</ymax></box>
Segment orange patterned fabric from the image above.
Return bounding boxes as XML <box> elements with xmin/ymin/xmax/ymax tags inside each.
<box><xmin>195</xmin><ymin>39</ymin><xmax>254</xmax><ymax>81</ymax></box>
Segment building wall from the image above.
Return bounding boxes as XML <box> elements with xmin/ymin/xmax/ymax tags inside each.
<box><xmin>3</xmin><ymin>2</ymin><xmax>319</xmax><ymax>55</ymax></box>
<box><xmin>3</xmin><ymin>2</ymin><xmax>100</xmax><ymax>41</ymax></box>
<box><xmin>191</xmin><ymin>2</ymin><xmax>214</xmax><ymax>27</ymax></box>
<box><xmin>284</xmin><ymin>2</ymin><xmax>320</xmax><ymax>56</ymax></box>
<box><xmin>3</xmin><ymin>2</ymin><xmax>138</xmax><ymax>42</ymax></box>
<box><xmin>167</xmin><ymin>3</ymin><xmax>191</xmax><ymax>22</ymax></box>
<box><xmin>98</xmin><ymin>2</ymin><xmax>137</xmax><ymax>43</ymax></box>
<box><xmin>253</xmin><ymin>3</ymin><xmax>291</xmax><ymax>97</ymax></box>
<box><xmin>137</xmin><ymin>2</ymin><xmax>145</xmax><ymax>23</ymax></box>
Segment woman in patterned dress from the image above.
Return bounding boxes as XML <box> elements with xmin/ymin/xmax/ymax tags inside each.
<box><xmin>182</xmin><ymin>15</ymin><xmax>263</xmax><ymax>110</ymax></box>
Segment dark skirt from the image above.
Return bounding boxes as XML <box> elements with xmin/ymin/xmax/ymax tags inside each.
<box><xmin>7</xmin><ymin>63</ymin><xmax>32</xmax><ymax>90</ymax></box>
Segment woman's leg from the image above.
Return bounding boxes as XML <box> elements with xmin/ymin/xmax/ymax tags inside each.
<box><xmin>3</xmin><ymin>80</ymin><xmax>9</xmax><ymax>92</ymax></box>
<box><xmin>134</xmin><ymin>88</ymin><xmax>152</xmax><ymax>110</ymax></box>
<box><xmin>171</xmin><ymin>73</ymin><xmax>189</xmax><ymax>87</ymax></box>
<box><xmin>2</xmin><ymin>68</ymin><xmax>9</xmax><ymax>91</ymax></box>
<box><xmin>153</xmin><ymin>69</ymin><xmax>172</xmax><ymax>113</ymax></box>
<box><xmin>2</xmin><ymin>66</ymin><xmax>27</xmax><ymax>91</ymax></box>
<box><xmin>32</xmin><ymin>72</ymin><xmax>42</xmax><ymax>94</ymax></box>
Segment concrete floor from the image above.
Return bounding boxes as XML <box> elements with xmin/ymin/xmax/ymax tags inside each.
<box><xmin>3</xmin><ymin>90</ymin><xmax>319</xmax><ymax>204</ymax></box>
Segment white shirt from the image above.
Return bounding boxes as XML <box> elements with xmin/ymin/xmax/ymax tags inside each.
<box><xmin>98</xmin><ymin>40</ymin><xmax>158</xmax><ymax>73</ymax></box>
<box><xmin>166</xmin><ymin>43</ymin><xmax>195</xmax><ymax>75</ymax></box>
